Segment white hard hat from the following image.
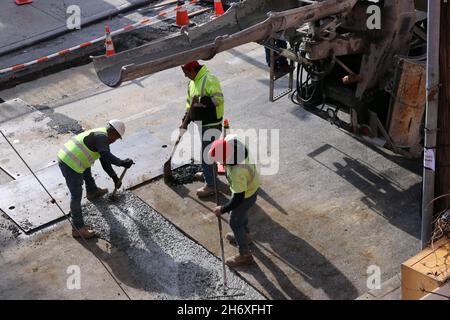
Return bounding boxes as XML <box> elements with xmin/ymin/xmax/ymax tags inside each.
<box><xmin>108</xmin><ymin>119</ymin><xmax>125</xmax><ymax>138</ymax></box>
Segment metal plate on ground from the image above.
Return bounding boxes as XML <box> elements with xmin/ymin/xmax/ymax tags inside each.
<box><xmin>0</xmin><ymin>129</ymin><xmax>189</xmax><ymax>233</ymax></box>
<box><xmin>0</xmin><ymin>98</ymin><xmax>74</xmax><ymax>177</ymax></box>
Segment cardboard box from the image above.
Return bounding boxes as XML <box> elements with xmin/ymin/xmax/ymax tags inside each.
<box><xmin>401</xmin><ymin>236</ymin><xmax>450</xmax><ymax>300</ymax></box>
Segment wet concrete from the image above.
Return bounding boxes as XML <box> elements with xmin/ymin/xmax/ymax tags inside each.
<box><xmin>35</xmin><ymin>104</ymin><xmax>83</xmax><ymax>135</ymax></box>
<box><xmin>165</xmin><ymin>163</ymin><xmax>203</xmax><ymax>186</ymax></box>
<box><xmin>83</xmin><ymin>191</ymin><xmax>264</xmax><ymax>300</ymax></box>
<box><xmin>0</xmin><ymin>211</ymin><xmax>22</xmax><ymax>243</ymax></box>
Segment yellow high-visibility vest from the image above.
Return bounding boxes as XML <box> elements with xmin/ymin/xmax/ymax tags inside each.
<box><xmin>186</xmin><ymin>65</ymin><xmax>224</xmax><ymax>127</ymax></box>
<box><xmin>57</xmin><ymin>127</ymin><xmax>107</xmax><ymax>174</ymax></box>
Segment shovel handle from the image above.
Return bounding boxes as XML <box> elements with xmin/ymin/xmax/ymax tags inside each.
<box><xmin>168</xmin><ymin>130</ymin><xmax>186</xmax><ymax>159</ymax></box>
<box><xmin>112</xmin><ymin>167</ymin><xmax>129</xmax><ymax>197</ymax></box>
<box><xmin>212</xmin><ymin>163</ymin><xmax>227</xmax><ymax>292</ymax></box>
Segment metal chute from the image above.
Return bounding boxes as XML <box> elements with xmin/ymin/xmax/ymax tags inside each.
<box><xmin>92</xmin><ymin>0</ymin><xmax>358</xmax><ymax>87</ymax></box>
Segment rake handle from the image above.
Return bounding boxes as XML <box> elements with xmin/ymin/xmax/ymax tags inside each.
<box><xmin>213</xmin><ymin>163</ymin><xmax>228</xmax><ymax>294</ymax></box>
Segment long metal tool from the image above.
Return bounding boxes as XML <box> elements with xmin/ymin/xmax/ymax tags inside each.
<box><xmin>110</xmin><ymin>166</ymin><xmax>130</xmax><ymax>201</ymax></box>
<box><xmin>207</xmin><ymin>165</ymin><xmax>246</xmax><ymax>299</ymax></box>
<box><xmin>163</xmin><ymin>129</ymin><xmax>185</xmax><ymax>184</ymax></box>
<box><xmin>212</xmin><ymin>163</ymin><xmax>228</xmax><ymax>295</ymax></box>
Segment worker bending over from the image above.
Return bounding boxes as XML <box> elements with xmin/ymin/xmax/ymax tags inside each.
<box><xmin>210</xmin><ymin>135</ymin><xmax>260</xmax><ymax>267</ymax></box>
<box><xmin>57</xmin><ymin>119</ymin><xmax>134</xmax><ymax>239</ymax></box>
<box><xmin>180</xmin><ymin>61</ymin><xmax>224</xmax><ymax>198</ymax></box>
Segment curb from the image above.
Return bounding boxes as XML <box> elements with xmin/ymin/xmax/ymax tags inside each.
<box><xmin>0</xmin><ymin>2</ymin><xmax>211</xmax><ymax>90</ymax></box>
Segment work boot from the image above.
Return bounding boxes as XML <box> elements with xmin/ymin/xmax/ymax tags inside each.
<box><xmin>194</xmin><ymin>171</ymin><xmax>204</xmax><ymax>182</ymax></box>
<box><xmin>72</xmin><ymin>226</ymin><xmax>96</xmax><ymax>239</ymax></box>
<box><xmin>86</xmin><ymin>188</ymin><xmax>108</xmax><ymax>201</ymax></box>
<box><xmin>196</xmin><ymin>185</ymin><xmax>215</xmax><ymax>198</ymax></box>
<box><xmin>225</xmin><ymin>232</ymin><xmax>252</xmax><ymax>247</ymax></box>
<box><xmin>225</xmin><ymin>253</ymin><xmax>254</xmax><ymax>267</ymax></box>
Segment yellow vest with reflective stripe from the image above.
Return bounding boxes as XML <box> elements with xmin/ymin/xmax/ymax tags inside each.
<box><xmin>57</xmin><ymin>127</ymin><xmax>107</xmax><ymax>174</ymax></box>
<box><xmin>186</xmin><ymin>65</ymin><xmax>224</xmax><ymax>127</ymax></box>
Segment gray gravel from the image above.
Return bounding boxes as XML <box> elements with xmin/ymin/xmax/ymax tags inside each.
<box><xmin>83</xmin><ymin>191</ymin><xmax>264</xmax><ymax>300</ymax></box>
<box><xmin>34</xmin><ymin>104</ymin><xmax>83</xmax><ymax>135</ymax></box>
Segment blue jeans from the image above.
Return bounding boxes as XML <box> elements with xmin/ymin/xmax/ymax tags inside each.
<box><xmin>201</xmin><ymin>124</ymin><xmax>222</xmax><ymax>187</ymax></box>
<box><xmin>229</xmin><ymin>192</ymin><xmax>258</xmax><ymax>254</ymax></box>
<box><xmin>58</xmin><ymin>160</ymin><xmax>98</xmax><ymax>228</ymax></box>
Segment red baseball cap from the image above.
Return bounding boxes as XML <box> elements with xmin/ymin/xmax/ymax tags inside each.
<box><xmin>209</xmin><ymin>139</ymin><xmax>231</xmax><ymax>164</ymax></box>
<box><xmin>181</xmin><ymin>61</ymin><xmax>200</xmax><ymax>69</ymax></box>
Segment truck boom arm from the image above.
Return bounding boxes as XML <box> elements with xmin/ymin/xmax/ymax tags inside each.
<box><xmin>92</xmin><ymin>0</ymin><xmax>358</xmax><ymax>87</ymax></box>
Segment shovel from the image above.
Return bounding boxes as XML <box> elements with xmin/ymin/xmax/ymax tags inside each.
<box><xmin>109</xmin><ymin>166</ymin><xmax>130</xmax><ymax>201</ymax></box>
<box><xmin>163</xmin><ymin>129</ymin><xmax>186</xmax><ymax>184</ymax></box>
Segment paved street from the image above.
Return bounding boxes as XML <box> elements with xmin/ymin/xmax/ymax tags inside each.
<box><xmin>0</xmin><ymin>42</ymin><xmax>422</xmax><ymax>299</ymax></box>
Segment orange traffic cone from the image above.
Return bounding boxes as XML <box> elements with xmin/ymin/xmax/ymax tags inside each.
<box><xmin>176</xmin><ymin>4</ymin><xmax>190</xmax><ymax>27</ymax></box>
<box><xmin>105</xmin><ymin>25</ymin><xmax>116</xmax><ymax>56</ymax></box>
<box><xmin>217</xmin><ymin>118</ymin><xmax>229</xmax><ymax>175</ymax></box>
<box><xmin>214</xmin><ymin>0</ymin><xmax>225</xmax><ymax>16</ymax></box>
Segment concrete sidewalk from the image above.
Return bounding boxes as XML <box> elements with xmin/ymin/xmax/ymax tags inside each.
<box><xmin>0</xmin><ymin>0</ymin><xmax>152</xmax><ymax>56</ymax></box>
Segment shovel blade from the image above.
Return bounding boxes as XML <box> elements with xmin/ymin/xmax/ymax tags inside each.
<box><xmin>163</xmin><ymin>158</ymin><xmax>174</xmax><ymax>184</ymax></box>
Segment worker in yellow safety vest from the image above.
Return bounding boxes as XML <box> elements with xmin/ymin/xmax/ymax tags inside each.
<box><xmin>57</xmin><ymin>119</ymin><xmax>134</xmax><ymax>239</ymax></box>
<box><xmin>180</xmin><ymin>61</ymin><xmax>225</xmax><ymax>198</ymax></box>
<box><xmin>210</xmin><ymin>135</ymin><xmax>260</xmax><ymax>267</ymax></box>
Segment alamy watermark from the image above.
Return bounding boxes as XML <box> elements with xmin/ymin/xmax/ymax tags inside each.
<box><xmin>366</xmin><ymin>265</ymin><xmax>381</xmax><ymax>290</ymax></box>
<box><xmin>366</xmin><ymin>0</ymin><xmax>381</xmax><ymax>30</ymax></box>
<box><xmin>66</xmin><ymin>265</ymin><xmax>81</xmax><ymax>290</ymax></box>
<box><xmin>171</xmin><ymin>123</ymin><xmax>280</xmax><ymax>176</ymax></box>
<box><xmin>66</xmin><ymin>5</ymin><xmax>81</xmax><ymax>30</ymax></box>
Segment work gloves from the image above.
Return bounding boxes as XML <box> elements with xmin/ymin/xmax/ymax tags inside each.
<box><xmin>112</xmin><ymin>175</ymin><xmax>122</xmax><ymax>189</ymax></box>
<box><xmin>121</xmin><ymin>158</ymin><xmax>134</xmax><ymax>169</ymax></box>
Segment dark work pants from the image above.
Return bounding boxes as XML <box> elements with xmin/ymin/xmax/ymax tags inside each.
<box><xmin>58</xmin><ymin>160</ymin><xmax>98</xmax><ymax>228</ymax></box>
<box><xmin>229</xmin><ymin>192</ymin><xmax>258</xmax><ymax>254</ymax></box>
<box><xmin>200</xmin><ymin>124</ymin><xmax>222</xmax><ymax>187</ymax></box>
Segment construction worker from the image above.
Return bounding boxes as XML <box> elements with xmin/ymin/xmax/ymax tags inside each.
<box><xmin>180</xmin><ymin>61</ymin><xmax>224</xmax><ymax>198</ymax></box>
<box><xmin>210</xmin><ymin>135</ymin><xmax>260</xmax><ymax>267</ymax></box>
<box><xmin>57</xmin><ymin>119</ymin><xmax>134</xmax><ymax>239</ymax></box>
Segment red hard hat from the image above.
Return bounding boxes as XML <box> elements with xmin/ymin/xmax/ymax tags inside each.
<box><xmin>209</xmin><ymin>138</ymin><xmax>231</xmax><ymax>164</ymax></box>
<box><xmin>181</xmin><ymin>61</ymin><xmax>200</xmax><ymax>69</ymax></box>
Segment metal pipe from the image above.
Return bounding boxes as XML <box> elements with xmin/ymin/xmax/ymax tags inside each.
<box><xmin>421</xmin><ymin>0</ymin><xmax>440</xmax><ymax>249</ymax></box>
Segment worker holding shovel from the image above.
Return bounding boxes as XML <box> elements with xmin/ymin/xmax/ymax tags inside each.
<box><xmin>210</xmin><ymin>135</ymin><xmax>260</xmax><ymax>267</ymax></box>
<box><xmin>57</xmin><ymin>119</ymin><xmax>134</xmax><ymax>239</ymax></box>
<box><xmin>180</xmin><ymin>61</ymin><xmax>224</xmax><ymax>198</ymax></box>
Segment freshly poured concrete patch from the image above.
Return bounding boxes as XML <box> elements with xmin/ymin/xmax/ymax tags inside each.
<box><xmin>84</xmin><ymin>191</ymin><xmax>264</xmax><ymax>300</ymax></box>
